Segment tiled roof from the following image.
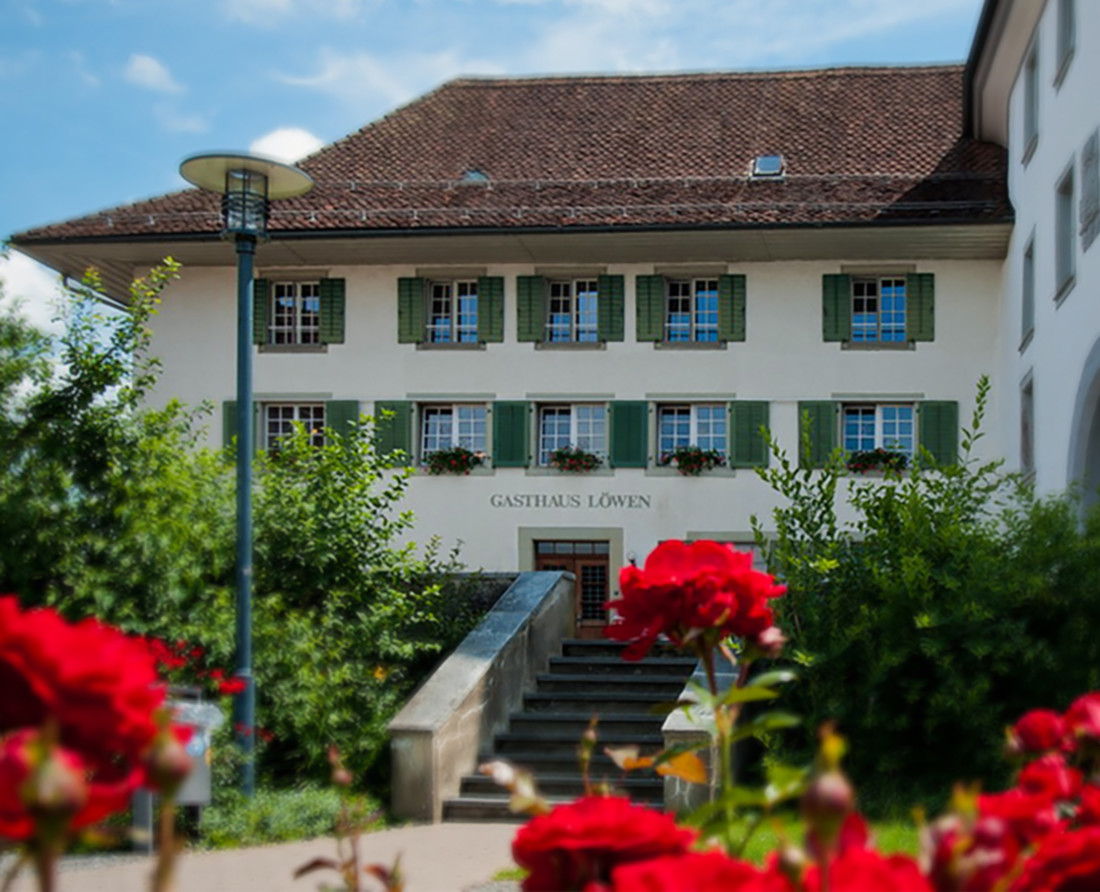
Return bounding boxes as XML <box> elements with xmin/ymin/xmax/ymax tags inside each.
<box><xmin>14</xmin><ymin>65</ymin><xmax>1010</xmax><ymax>243</ymax></box>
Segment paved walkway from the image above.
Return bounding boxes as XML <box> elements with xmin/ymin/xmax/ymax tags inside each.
<box><xmin>3</xmin><ymin>823</ymin><xmax>520</xmax><ymax>892</ymax></box>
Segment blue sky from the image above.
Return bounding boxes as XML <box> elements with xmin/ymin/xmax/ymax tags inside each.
<box><xmin>1</xmin><ymin>0</ymin><xmax>985</xmax><ymax>325</ymax></box>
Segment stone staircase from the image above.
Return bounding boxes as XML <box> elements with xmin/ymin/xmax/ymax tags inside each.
<box><xmin>442</xmin><ymin>638</ymin><xmax>697</xmax><ymax>821</ymax></box>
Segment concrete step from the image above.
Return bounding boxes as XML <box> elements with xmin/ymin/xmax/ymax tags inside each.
<box><xmin>534</xmin><ymin>673</ymin><xmax>689</xmax><ymax>695</ymax></box>
<box><xmin>508</xmin><ymin>712</ymin><xmax>664</xmax><ymax>737</ymax></box>
<box><xmin>494</xmin><ymin>729</ymin><xmax>664</xmax><ymax>755</ymax></box>
<box><xmin>441</xmin><ymin>794</ymin><xmax>533</xmax><ymax>822</ymax></box>
<box><xmin>523</xmin><ymin>690</ymin><xmax>679</xmax><ymax>715</ymax></box>
<box><xmin>459</xmin><ymin>771</ymin><xmax>663</xmax><ymax>802</ymax></box>
<box><xmin>559</xmin><ymin>638</ymin><xmax>630</xmax><ymax>658</ymax></box>
<box><xmin>488</xmin><ymin>751</ymin><xmax>663</xmax><ymax>777</ymax></box>
<box><xmin>548</xmin><ymin>655</ymin><xmax>699</xmax><ymax>676</ymax></box>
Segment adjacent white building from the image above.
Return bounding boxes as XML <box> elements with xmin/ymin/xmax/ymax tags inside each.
<box><xmin>13</xmin><ymin>0</ymin><xmax>1096</xmax><ymax>629</ymax></box>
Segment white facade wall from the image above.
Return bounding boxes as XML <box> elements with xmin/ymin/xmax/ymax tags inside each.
<box><xmin>149</xmin><ymin>256</ymin><xmax>1002</xmax><ymax>573</ymax></box>
<box><xmin>997</xmin><ymin>0</ymin><xmax>1100</xmax><ymax>493</ymax></box>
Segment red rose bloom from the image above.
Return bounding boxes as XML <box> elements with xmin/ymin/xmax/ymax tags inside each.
<box><xmin>979</xmin><ymin>788</ymin><xmax>1062</xmax><ymax>845</ymax></box>
<box><xmin>0</xmin><ymin>596</ymin><xmax>167</xmax><ymax>788</ymax></box>
<box><xmin>609</xmin><ymin>851</ymin><xmax>777</xmax><ymax>892</ymax></box>
<box><xmin>1076</xmin><ymin>786</ymin><xmax>1100</xmax><ymax>826</ymax></box>
<box><xmin>1012</xmin><ymin>826</ymin><xmax>1100</xmax><ymax>891</ymax></box>
<box><xmin>1012</xmin><ymin>709</ymin><xmax>1070</xmax><ymax>754</ymax></box>
<box><xmin>607</xmin><ymin>541</ymin><xmax>785</xmax><ymax>660</ymax></box>
<box><xmin>1019</xmin><ymin>754</ymin><xmax>1083</xmax><ymax>802</ymax></box>
<box><xmin>512</xmin><ymin>796</ymin><xmax>696</xmax><ymax>891</ymax></box>
<box><xmin>1064</xmin><ymin>693</ymin><xmax>1100</xmax><ymax>743</ymax></box>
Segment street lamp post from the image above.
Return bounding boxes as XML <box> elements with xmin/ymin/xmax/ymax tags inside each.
<box><xmin>179</xmin><ymin>153</ymin><xmax>313</xmax><ymax>796</ymax></box>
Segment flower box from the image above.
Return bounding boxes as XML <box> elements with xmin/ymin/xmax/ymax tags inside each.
<box><xmin>845</xmin><ymin>447</ymin><xmax>908</xmax><ymax>474</ymax></box>
<box><xmin>548</xmin><ymin>446</ymin><xmax>602</xmax><ymax>473</ymax></box>
<box><xmin>660</xmin><ymin>446</ymin><xmax>725</xmax><ymax>476</ymax></box>
<box><xmin>424</xmin><ymin>446</ymin><xmax>485</xmax><ymax>475</ymax></box>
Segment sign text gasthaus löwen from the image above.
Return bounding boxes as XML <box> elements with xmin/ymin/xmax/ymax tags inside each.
<box><xmin>489</xmin><ymin>492</ymin><xmax>652</xmax><ymax>510</ymax></box>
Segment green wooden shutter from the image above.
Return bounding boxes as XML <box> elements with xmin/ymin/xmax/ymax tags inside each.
<box><xmin>906</xmin><ymin>273</ymin><xmax>935</xmax><ymax>342</ymax></box>
<box><xmin>478</xmin><ymin>276</ymin><xmax>504</xmax><ymax>343</ymax></box>
<box><xmin>516</xmin><ymin>276</ymin><xmax>547</xmax><ymax>342</ymax></box>
<box><xmin>319</xmin><ymin>278</ymin><xmax>346</xmax><ymax>345</ymax></box>
<box><xmin>597</xmin><ymin>275</ymin><xmax>625</xmax><ymax>342</ymax></box>
<box><xmin>222</xmin><ymin>401</ymin><xmax>261</xmax><ymax>454</ymax></box>
<box><xmin>493</xmin><ymin>401</ymin><xmax>530</xmax><ymax>467</ymax></box>
<box><xmin>374</xmin><ymin>401</ymin><xmax>412</xmax><ymax>466</ymax></box>
<box><xmin>919</xmin><ymin>401</ymin><xmax>958</xmax><ymax>466</ymax></box>
<box><xmin>798</xmin><ymin>401</ymin><xmax>838</xmax><ymax>468</ymax></box>
<box><xmin>397</xmin><ymin>278</ymin><xmax>426</xmax><ymax>344</ymax></box>
<box><xmin>729</xmin><ymin>401</ymin><xmax>769</xmax><ymax>468</ymax></box>
<box><xmin>718</xmin><ymin>274</ymin><xmax>747</xmax><ymax>342</ymax></box>
<box><xmin>610</xmin><ymin>401</ymin><xmax>649</xmax><ymax>468</ymax></box>
<box><xmin>252</xmin><ymin>278</ymin><xmax>269</xmax><ymax>346</ymax></box>
<box><xmin>325</xmin><ymin>400</ymin><xmax>359</xmax><ymax>440</ymax></box>
<box><xmin>635</xmin><ymin>275</ymin><xmax>666</xmax><ymax>342</ymax></box>
<box><xmin>822</xmin><ymin>274</ymin><xmax>852</xmax><ymax>342</ymax></box>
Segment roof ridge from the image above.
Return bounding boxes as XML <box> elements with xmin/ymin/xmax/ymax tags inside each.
<box><xmin>443</xmin><ymin>63</ymin><xmax>966</xmax><ymax>88</ymax></box>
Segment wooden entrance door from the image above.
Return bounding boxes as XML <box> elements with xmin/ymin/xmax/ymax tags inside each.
<box><xmin>534</xmin><ymin>540</ymin><xmax>610</xmax><ymax>639</ymax></box>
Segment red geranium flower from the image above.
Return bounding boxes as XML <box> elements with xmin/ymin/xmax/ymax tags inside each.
<box><xmin>512</xmin><ymin>795</ymin><xmax>696</xmax><ymax>891</ymax></box>
<box><xmin>0</xmin><ymin>596</ymin><xmax>167</xmax><ymax>790</ymax></box>
<box><xmin>606</xmin><ymin>541</ymin><xmax>785</xmax><ymax>660</ymax></box>
<box><xmin>217</xmin><ymin>678</ymin><xmax>247</xmax><ymax>696</ymax></box>
<box><xmin>1012</xmin><ymin>826</ymin><xmax>1100</xmax><ymax>891</ymax></box>
<box><xmin>1012</xmin><ymin>709</ymin><xmax>1070</xmax><ymax>754</ymax></box>
<box><xmin>608</xmin><ymin>851</ymin><xmax>775</xmax><ymax>892</ymax></box>
<box><xmin>979</xmin><ymin>788</ymin><xmax>1062</xmax><ymax>845</ymax></box>
<box><xmin>1077</xmin><ymin>786</ymin><xmax>1100</xmax><ymax>827</ymax></box>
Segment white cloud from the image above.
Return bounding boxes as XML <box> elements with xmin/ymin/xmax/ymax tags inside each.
<box><xmin>277</xmin><ymin>47</ymin><xmax>503</xmax><ymax>116</ymax></box>
<box><xmin>153</xmin><ymin>103</ymin><xmax>210</xmax><ymax>133</ymax></box>
<box><xmin>0</xmin><ymin>252</ymin><xmax>64</xmax><ymax>336</ymax></box>
<box><xmin>125</xmin><ymin>53</ymin><xmax>184</xmax><ymax>94</ymax></box>
<box><xmin>69</xmin><ymin>51</ymin><xmax>99</xmax><ymax>87</ymax></box>
<box><xmin>250</xmin><ymin>127</ymin><xmax>324</xmax><ymax>163</ymax></box>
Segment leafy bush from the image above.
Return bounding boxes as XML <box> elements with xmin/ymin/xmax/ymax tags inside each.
<box><xmin>197</xmin><ymin>785</ymin><xmax>381</xmax><ymax>849</ymax></box>
<box><xmin>753</xmin><ymin>378</ymin><xmax>1100</xmax><ymax>812</ymax></box>
<box><xmin>0</xmin><ymin>262</ymin><xmax>483</xmax><ymax>788</ymax></box>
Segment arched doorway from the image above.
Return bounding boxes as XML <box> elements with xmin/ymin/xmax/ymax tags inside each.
<box><xmin>1067</xmin><ymin>338</ymin><xmax>1100</xmax><ymax>515</ymax></box>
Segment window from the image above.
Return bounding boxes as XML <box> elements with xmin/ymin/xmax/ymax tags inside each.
<box><xmin>851</xmin><ymin>277</ymin><xmax>907</xmax><ymax>343</ymax></box>
<box><xmin>657</xmin><ymin>404</ymin><xmax>727</xmax><ymax>458</ymax></box>
<box><xmin>751</xmin><ymin>154</ymin><xmax>785</xmax><ymax>179</ymax></box>
<box><xmin>427</xmin><ymin>280</ymin><xmax>479</xmax><ymax>344</ymax></box>
<box><xmin>1056</xmin><ymin>163</ymin><xmax>1076</xmax><ymax>299</ymax></box>
<box><xmin>270</xmin><ymin>281</ymin><xmax>320</xmax><ymax>345</ymax></box>
<box><xmin>547</xmin><ymin>280</ymin><xmax>599</xmax><ymax>343</ymax></box>
<box><xmin>420</xmin><ymin>405</ymin><xmax>487</xmax><ymax>456</ymax></box>
<box><xmin>264</xmin><ymin>403</ymin><xmax>325</xmax><ymax>450</ymax></box>
<box><xmin>667</xmin><ymin>279</ymin><xmax>718</xmax><ymax>342</ymax></box>
<box><xmin>842</xmin><ymin>404</ymin><xmax>915</xmax><ymax>457</ymax></box>
<box><xmin>1023</xmin><ymin>45</ymin><xmax>1039</xmax><ymax>160</ymax></box>
<box><xmin>538</xmin><ymin>404</ymin><xmax>606</xmax><ymax>465</ymax></box>
<box><xmin>1022</xmin><ymin>237</ymin><xmax>1035</xmax><ymax>347</ymax></box>
<box><xmin>822</xmin><ymin>273</ymin><xmax>932</xmax><ymax>344</ymax></box>
<box><xmin>397</xmin><ymin>276</ymin><xmax>503</xmax><ymax>345</ymax></box>
<box><xmin>1021</xmin><ymin>377</ymin><xmax>1035</xmax><ymax>475</ymax></box>
<box><xmin>1056</xmin><ymin>0</ymin><xmax>1075</xmax><ymax>84</ymax></box>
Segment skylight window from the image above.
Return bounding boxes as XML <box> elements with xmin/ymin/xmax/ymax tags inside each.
<box><xmin>461</xmin><ymin>168</ymin><xmax>490</xmax><ymax>184</ymax></box>
<box><xmin>750</xmin><ymin>154</ymin><xmax>785</xmax><ymax>179</ymax></box>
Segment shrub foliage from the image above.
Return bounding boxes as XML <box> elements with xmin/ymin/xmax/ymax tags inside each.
<box><xmin>0</xmin><ymin>260</ymin><xmax>480</xmax><ymax>786</ymax></box>
<box><xmin>753</xmin><ymin>377</ymin><xmax>1100</xmax><ymax>810</ymax></box>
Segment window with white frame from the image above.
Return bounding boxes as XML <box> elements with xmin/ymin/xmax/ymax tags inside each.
<box><xmin>420</xmin><ymin>405</ymin><xmax>487</xmax><ymax>457</ymax></box>
<box><xmin>666</xmin><ymin>279</ymin><xmax>719</xmax><ymax>343</ymax></box>
<box><xmin>264</xmin><ymin>403</ymin><xmax>325</xmax><ymax>450</ymax></box>
<box><xmin>1021</xmin><ymin>378</ymin><xmax>1035</xmax><ymax>475</ymax></box>
<box><xmin>547</xmin><ymin>280</ymin><xmax>599</xmax><ymax>343</ymax></box>
<box><xmin>851</xmin><ymin>277</ymin><xmax>907</xmax><ymax>343</ymax></box>
<box><xmin>1056</xmin><ymin>0</ymin><xmax>1075</xmax><ymax>82</ymax></box>
<box><xmin>538</xmin><ymin>404</ymin><xmax>606</xmax><ymax>465</ymax></box>
<box><xmin>842</xmin><ymin>404</ymin><xmax>915</xmax><ymax>456</ymax></box>
<box><xmin>1056</xmin><ymin>164</ymin><xmax>1076</xmax><ymax>297</ymax></box>
<box><xmin>427</xmin><ymin>280</ymin><xmax>478</xmax><ymax>344</ymax></box>
<box><xmin>270</xmin><ymin>281</ymin><xmax>321</xmax><ymax>345</ymax></box>
<box><xmin>1022</xmin><ymin>237</ymin><xmax>1035</xmax><ymax>345</ymax></box>
<box><xmin>1023</xmin><ymin>45</ymin><xmax>1039</xmax><ymax>158</ymax></box>
<box><xmin>657</xmin><ymin>404</ymin><xmax>728</xmax><ymax>458</ymax></box>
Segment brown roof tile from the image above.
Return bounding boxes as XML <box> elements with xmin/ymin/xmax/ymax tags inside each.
<box><xmin>14</xmin><ymin>65</ymin><xmax>1010</xmax><ymax>243</ymax></box>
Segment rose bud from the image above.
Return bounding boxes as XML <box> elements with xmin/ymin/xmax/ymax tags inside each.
<box><xmin>749</xmin><ymin>626</ymin><xmax>787</xmax><ymax>659</ymax></box>
<box><xmin>145</xmin><ymin>728</ymin><xmax>192</xmax><ymax>798</ymax></box>
<box><xmin>802</xmin><ymin>770</ymin><xmax>855</xmax><ymax>849</ymax></box>
<box><xmin>25</xmin><ymin>742</ymin><xmax>89</xmax><ymax>825</ymax></box>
